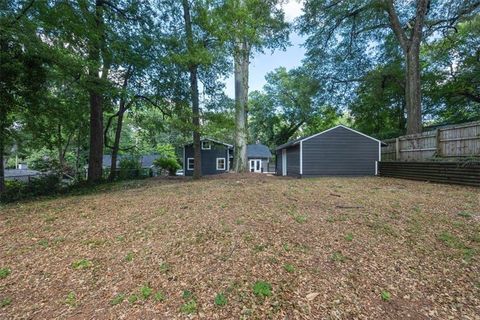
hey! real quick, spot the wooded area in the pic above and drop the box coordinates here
[381,121,480,161]
[1,1,479,199]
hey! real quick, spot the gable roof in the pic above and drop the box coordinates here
[184,138,233,148]
[247,144,272,158]
[276,125,383,150]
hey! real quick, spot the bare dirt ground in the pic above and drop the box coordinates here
[1,174,479,319]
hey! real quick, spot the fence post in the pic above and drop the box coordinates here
[395,138,400,160]
[436,129,442,157]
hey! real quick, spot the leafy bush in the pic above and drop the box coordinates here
[154,157,180,176]
[0,175,62,203]
[118,156,142,179]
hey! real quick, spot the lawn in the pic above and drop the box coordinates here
[0,174,479,319]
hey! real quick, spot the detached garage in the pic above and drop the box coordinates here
[275,125,381,177]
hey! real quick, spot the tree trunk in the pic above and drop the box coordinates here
[233,40,250,172]
[182,0,202,179]
[87,90,104,182]
[405,46,422,134]
[108,104,125,181]
[385,0,428,134]
[87,1,105,183]
[190,66,202,179]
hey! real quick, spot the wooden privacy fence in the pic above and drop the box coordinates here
[382,121,480,161]
[378,161,480,187]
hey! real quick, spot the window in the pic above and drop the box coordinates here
[187,158,194,170]
[201,141,211,150]
[216,158,226,170]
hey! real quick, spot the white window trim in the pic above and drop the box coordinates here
[216,157,226,170]
[187,158,194,170]
[201,141,211,150]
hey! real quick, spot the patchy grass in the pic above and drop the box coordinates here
[252,281,272,298]
[71,259,93,270]
[0,174,479,319]
[0,268,11,279]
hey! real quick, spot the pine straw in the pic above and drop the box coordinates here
[0,174,479,319]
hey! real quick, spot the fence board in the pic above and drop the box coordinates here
[378,161,480,187]
[382,121,480,161]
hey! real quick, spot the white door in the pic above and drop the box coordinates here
[282,149,287,176]
[249,159,262,173]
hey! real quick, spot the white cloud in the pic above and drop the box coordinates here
[283,0,304,22]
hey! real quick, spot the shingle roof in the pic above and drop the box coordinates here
[102,154,160,168]
[276,125,384,150]
[247,144,272,158]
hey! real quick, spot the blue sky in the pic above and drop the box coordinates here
[223,1,305,98]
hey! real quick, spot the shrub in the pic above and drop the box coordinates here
[0,175,62,203]
[154,157,180,176]
[119,156,142,180]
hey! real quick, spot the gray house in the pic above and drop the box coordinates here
[247,143,273,173]
[276,125,381,177]
[183,139,233,176]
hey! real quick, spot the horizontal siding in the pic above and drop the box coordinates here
[379,161,480,187]
[287,145,300,176]
[184,143,228,176]
[302,126,379,176]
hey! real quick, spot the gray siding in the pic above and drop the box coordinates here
[276,151,282,175]
[184,142,229,176]
[302,126,379,176]
[286,145,300,176]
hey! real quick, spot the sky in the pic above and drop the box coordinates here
[223,0,306,98]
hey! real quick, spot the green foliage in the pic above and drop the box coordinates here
[154,157,181,176]
[0,267,11,279]
[119,156,142,180]
[0,175,62,203]
[344,233,354,242]
[252,281,272,298]
[181,299,197,314]
[154,291,166,302]
[381,290,391,302]
[1,297,12,308]
[283,264,295,273]
[72,259,93,270]
[65,292,77,307]
[124,252,134,262]
[457,211,473,218]
[111,293,125,306]
[214,293,227,307]
[182,290,194,300]
[128,294,139,304]
[331,251,346,263]
[159,262,170,273]
[140,285,153,300]
[249,67,340,148]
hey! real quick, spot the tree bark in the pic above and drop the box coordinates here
[87,1,106,183]
[233,39,250,172]
[385,0,429,134]
[108,107,124,181]
[182,0,202,179]
[405,45,422,134]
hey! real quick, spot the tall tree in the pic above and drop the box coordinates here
[249,67,339,148]
[0,1,48,193]
[158,0,229,179]
[219,0,289,172]
[300,0,480,134]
